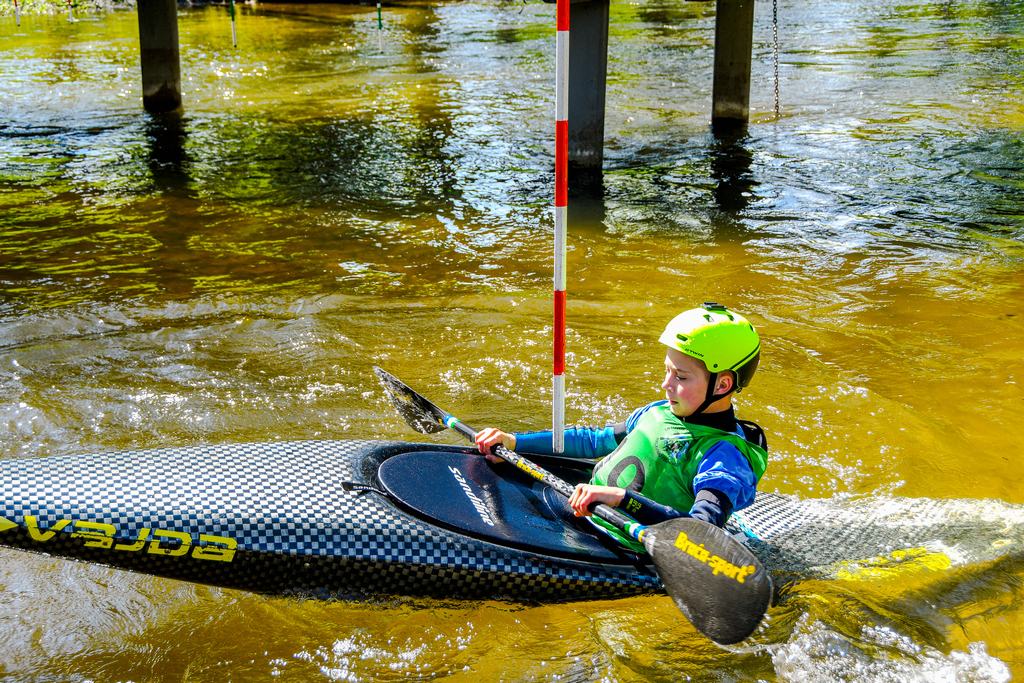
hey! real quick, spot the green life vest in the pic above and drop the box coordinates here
[589,403,768,551]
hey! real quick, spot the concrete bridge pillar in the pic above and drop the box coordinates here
[560,0,756,187]
[711,0,755,134]
[137,0,182,113]
[567,0,610,194]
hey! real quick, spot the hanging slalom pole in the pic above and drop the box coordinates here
[229,0,238,48]
[14,0,20,27]
[552,0,569,454]
[66,0,73,22]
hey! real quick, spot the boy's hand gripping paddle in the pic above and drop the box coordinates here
[374,367,772,645]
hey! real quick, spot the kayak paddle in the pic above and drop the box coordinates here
[373,366,773,645]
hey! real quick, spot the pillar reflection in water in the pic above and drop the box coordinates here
[709,131,755,214]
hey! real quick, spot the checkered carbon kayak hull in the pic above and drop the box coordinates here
[0,440,662,600]
[2,440,1020,599]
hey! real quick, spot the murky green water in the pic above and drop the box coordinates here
[1,0,1023,679]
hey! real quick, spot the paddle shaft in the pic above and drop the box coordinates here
[441,414,649,542]
[373,366,773,644]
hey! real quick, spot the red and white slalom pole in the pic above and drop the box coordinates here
[552,0,569,453]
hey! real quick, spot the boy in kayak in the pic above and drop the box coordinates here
[474,302,767,550]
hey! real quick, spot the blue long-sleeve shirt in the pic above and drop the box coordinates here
[512,401,761,524]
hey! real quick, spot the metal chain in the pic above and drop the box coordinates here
[773,0,780,118]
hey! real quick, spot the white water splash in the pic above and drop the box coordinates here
[771,616,1011,683]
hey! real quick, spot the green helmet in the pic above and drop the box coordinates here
[658,302,761,391]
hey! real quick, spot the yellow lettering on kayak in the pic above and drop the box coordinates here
[114,528,151,552]
[25,515,71,541]
[8,515,237,563]
[192,534,238,562]
[71,520,117,550]
[147,529,192,557]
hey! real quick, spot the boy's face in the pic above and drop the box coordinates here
[661,349,712,417]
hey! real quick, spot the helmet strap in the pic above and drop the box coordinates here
[690,372,736,417]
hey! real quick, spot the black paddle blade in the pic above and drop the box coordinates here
[373,366,448,434]
[644,517,772,645]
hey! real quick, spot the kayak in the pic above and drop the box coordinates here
[1,439,1020,599]
[0,440,661,601]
